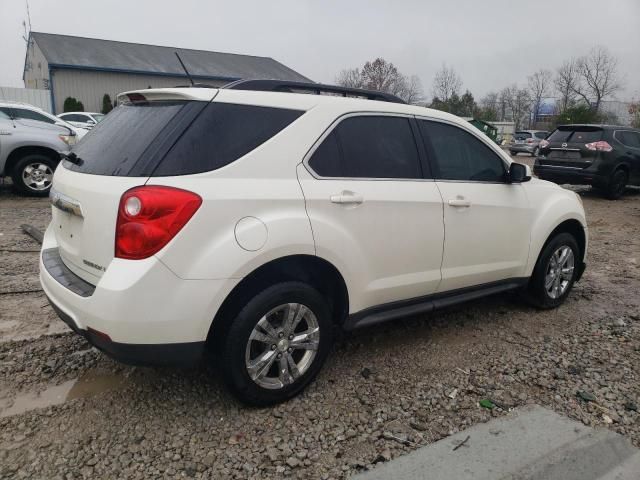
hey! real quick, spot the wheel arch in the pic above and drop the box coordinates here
[528,217,587,280]
[4,146,60,176]
[207,254,349,346]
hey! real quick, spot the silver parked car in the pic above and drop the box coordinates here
[0,109,76,196]
[510,130,549,156]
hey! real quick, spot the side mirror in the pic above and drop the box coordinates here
[87,119,96,125]
[508,162,531,183]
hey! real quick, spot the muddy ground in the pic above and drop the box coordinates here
[0,160,639,479]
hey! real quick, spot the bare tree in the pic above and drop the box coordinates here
[336,58,423,103]
[335,68,364,89]
[502,85,532,130]
[397,75,425,104]
[479,91,499,120]
[527,69,552,126]
[498,88,510,121]
[554,59,579,112]
[573,46,622,112]
[361,58,403,93]
[432,64,462,102]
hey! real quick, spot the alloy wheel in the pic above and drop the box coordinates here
[245,303,320,390]
[22,162,53,191]
[544,246,575,299]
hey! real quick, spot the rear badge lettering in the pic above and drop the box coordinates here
[83,259,106,272]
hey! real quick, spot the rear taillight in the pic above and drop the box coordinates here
[585,141,612,152]
[115,186,202,260]
[539,139,550,149]
[526,138,534,144]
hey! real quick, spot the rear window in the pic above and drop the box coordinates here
[65,101,199,176]
[153,103,303,176]
[514,132,532,140]
[65,101,303,176]
[547,127,603,144]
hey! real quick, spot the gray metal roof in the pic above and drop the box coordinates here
[31,32,311,83]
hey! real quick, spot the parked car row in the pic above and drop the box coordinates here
[0,108,77,196]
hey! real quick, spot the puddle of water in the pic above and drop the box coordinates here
[0,371,128,418]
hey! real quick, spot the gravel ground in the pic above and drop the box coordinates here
[0,163,639,479]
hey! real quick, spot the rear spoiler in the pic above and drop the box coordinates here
[117,88,218,105]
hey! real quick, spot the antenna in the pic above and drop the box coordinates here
[175,52,195,86]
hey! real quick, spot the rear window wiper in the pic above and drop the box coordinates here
[60,152,84,166]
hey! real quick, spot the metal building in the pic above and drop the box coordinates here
[23,32,311,114]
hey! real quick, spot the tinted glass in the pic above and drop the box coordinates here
[309,130,342,177]
[420,121,506,182]
[514,132,532,139]
[14,108,55,124]
[548,127,602,144]
[0,110,10,120]
[93,114,105,122]
[534,131,548,139]
[617,131,640,148]
[66,101,190,176]
[333,116,421,179]
[63,114,87,122]
[154,103,303,176]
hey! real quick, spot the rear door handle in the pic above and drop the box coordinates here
[448,198,471,208]
[330,191,364,205]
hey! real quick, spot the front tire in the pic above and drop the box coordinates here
[11,154,56,196]
[526,232,579,309]
[604,169,627,200]
[220,282,333,406]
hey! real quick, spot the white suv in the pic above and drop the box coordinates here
[40,81,587,405]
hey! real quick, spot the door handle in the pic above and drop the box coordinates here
[330,191,364,205]
[448,198,471,208]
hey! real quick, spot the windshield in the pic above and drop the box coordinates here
[93,114,105,122]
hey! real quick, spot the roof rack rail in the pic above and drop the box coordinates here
[222,79,406,104]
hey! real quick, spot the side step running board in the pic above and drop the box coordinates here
[343,279,528,331]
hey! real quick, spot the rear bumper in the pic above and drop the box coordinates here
[47,297,204,367]
[39,224,238,367]
[510,144,535,153]
[533,164,607,186]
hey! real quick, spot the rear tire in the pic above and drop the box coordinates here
[11,154,56,197]
[526,232,579,309]
[604,169,627,200]
[219,281,333,406]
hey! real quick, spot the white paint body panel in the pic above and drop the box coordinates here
[40,87,588,346]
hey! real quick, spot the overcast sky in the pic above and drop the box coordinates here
[1,0,638,101]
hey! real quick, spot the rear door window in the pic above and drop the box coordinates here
[308,130,342,177]
[336,116,421,179]
[419,120,506,182]
[616,131,640,149]
[154,103,303,176]
[308,115,422,179]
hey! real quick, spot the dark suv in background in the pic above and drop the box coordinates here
[534,125,640,199]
